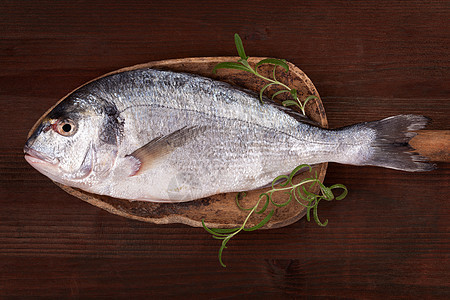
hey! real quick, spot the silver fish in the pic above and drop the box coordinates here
[24,68,434,202]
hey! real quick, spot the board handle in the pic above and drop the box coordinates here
[410,130,450,162]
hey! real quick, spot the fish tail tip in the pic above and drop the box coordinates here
[362,115,436,172]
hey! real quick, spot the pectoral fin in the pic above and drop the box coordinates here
[126,126,206,176]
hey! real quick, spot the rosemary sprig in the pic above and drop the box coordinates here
[202,164,348,267]
[204,34,348,267]
[213,33,318,115]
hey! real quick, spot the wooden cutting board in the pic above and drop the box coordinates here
[31,57,449,229]
[30,57,325,229]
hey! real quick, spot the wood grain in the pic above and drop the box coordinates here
[1,0,449,298]
[410,130,450,162]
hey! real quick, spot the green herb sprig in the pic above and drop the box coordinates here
[213,33,318,115]
[204,34,347,267]
[202,164,348,267]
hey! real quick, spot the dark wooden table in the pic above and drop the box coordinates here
[1,1,449,298]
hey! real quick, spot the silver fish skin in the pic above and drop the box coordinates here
[24,68,434,202]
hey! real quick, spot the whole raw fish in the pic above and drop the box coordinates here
[24,68,433,202]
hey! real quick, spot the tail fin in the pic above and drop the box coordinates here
[362,115,435,172]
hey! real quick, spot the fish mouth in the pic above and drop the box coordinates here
[23,145,59,165]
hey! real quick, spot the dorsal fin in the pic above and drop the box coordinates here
[262,96,321,127]
[232,85,321,127]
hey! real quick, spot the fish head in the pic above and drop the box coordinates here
[24,92,122,187]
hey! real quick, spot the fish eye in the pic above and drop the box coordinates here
[55,119,76,136]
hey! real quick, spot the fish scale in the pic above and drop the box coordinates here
[24,68,434,202]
